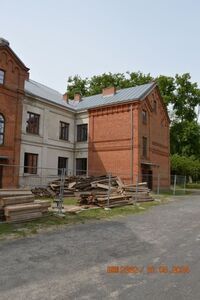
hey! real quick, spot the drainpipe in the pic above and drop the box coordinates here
[73,115,76,176]
[130,104,133,183]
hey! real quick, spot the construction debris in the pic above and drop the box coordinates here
[47,175,154,208]
[75,177,154,208]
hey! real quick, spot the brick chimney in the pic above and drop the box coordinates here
[63,92,68,102]
[74,93,81,102]
[102,86,116,97]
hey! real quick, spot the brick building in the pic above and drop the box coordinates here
[0,38,170,190]
[87,86,170,188]
[0,38,29,188]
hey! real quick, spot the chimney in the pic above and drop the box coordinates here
[74,93,81,102]
[102,86,116,97]
[63,92,68,102]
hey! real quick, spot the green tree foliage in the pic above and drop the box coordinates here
[173,73,200,122]
[171,154,200,180]
[67,75,89,99]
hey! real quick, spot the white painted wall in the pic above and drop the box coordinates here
[20,97,89,187]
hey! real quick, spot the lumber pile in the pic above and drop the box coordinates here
[48,175,116,196]
[31,187,54,198]
[46,175,153,208]
[0,189,51,222]
[76,177,154,208]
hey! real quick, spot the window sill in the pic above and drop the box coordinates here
[26,132,40,136]
[23,173,38,176]
[59,138,70,142]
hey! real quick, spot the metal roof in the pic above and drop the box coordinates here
[25,80,156,112]
[25,80,75,110]
[75,83,155,110]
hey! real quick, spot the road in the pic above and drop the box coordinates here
[0,195,200,300]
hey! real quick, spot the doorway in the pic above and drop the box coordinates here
[142,167,153,190]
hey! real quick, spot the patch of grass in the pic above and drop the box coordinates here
[0,200,164,241]
[63,197,78,205]
[186,183,200,189]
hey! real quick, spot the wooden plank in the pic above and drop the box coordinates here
[6,212,42,222]
[4,204,42,215]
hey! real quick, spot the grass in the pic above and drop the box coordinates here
[186,183,200,189]
[0,190,191,240]
[0,199,162,241]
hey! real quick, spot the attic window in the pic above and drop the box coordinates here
[0,70,5,84]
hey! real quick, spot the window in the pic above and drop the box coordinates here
[142,137,147,158]
[24,153,38,174]
[0,114,5,145]
[77,124,88,142]
[59,121,69,141]
[142,110,147,124]
[58,157,68,175]
[153,100,157,113]
[76,158,87,175]
[26,112,40,134]
[0,70,5,84]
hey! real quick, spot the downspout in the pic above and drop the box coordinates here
[130,104,133,184]
[73,115,76,176]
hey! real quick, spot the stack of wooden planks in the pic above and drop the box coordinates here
[48,175,118,196]
[0,189,51,222]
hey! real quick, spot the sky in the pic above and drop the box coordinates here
[1,0,200,93]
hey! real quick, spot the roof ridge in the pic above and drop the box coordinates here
[82,82,155,100]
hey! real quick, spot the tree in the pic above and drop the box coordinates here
[170,121,200,157]
[67,75,88,99]
[171,154,200,180]
[173,73,200,122]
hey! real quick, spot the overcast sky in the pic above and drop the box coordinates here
[1,0,200,93]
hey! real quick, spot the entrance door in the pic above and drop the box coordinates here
[142,167,153,190]
[0,165,3,188]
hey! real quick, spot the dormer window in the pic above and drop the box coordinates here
[0,70,5,85]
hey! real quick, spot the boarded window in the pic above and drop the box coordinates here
[26,112,40,134]
[24,153,38,174]
[76,158,87,175]
[59,121,69,140]
[0,114,5,145]
[77,124,88,142]
[142,137,147,158]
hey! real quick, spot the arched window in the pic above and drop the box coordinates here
[0,114,5,145]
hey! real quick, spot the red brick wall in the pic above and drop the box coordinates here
[139,87,170,189]
[88,86,170,188]
[0,44,29,188]
[88,103,139,182]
